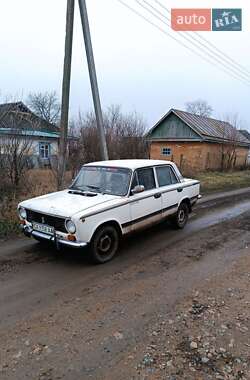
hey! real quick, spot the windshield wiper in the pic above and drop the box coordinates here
[68,189,97,197]
[86,185,101,191]
[69,185,101,195]
[69,186,84,191]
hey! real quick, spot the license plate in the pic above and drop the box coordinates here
[33,222,54,235]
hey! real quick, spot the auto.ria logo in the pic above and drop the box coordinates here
[171,8,242,32]
[212,9,242,31]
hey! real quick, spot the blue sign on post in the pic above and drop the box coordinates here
[212,9,242,31]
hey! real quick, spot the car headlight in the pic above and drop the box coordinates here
[19,207,27,220]
[65,219,76,234]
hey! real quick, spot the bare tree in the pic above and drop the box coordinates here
[219,114,243,170]
[27,91,61,124]
[185,99,213,117]
[0,106,35,194]
[73,106,148,169]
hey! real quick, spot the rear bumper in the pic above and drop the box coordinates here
[190,194,202,208]
[22,225,88,249]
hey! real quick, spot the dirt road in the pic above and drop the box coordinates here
[0,192,250,380]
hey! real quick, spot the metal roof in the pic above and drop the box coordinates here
[239,129,250,142]
[148,108,250,146]
[0,128,59,138]
[0,101,60,135]
[0,102,30,114]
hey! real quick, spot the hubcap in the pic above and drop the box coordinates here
[178,209,186,223]
[98,234,112,254]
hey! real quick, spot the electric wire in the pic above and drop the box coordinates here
[145,0,250,81]
[153,0,250,77]
[135,0,250,85]
[116,0,250,87]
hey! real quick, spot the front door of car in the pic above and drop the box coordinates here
[155,165,182,218]
[129,167,162,231]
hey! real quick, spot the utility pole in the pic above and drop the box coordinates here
[78,0,109,161]
[58,0,75,190]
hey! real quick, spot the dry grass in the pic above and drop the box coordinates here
[0,169,72,239]
[196,170,250,194]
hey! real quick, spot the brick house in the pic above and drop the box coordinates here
[240,130,250,164]
[147,109,250,172]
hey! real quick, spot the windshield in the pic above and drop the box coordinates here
[70,166,132,196]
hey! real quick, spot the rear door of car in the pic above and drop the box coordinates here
[155,165,182,218]
[129,167,162,231]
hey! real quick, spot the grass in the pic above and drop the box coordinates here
[0,219,20,240]
[0,169,72,240]
[196,170,250,194]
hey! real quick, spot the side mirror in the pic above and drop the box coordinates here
[131,185,145,195]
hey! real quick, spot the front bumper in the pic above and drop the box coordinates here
[22,225,88,249]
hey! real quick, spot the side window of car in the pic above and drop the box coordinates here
[137,168,156,191]
[156,166,179,187]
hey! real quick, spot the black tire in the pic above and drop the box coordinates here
[172,202,189,229]
[90,225,120,264]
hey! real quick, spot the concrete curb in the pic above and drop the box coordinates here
[199,187,250,205]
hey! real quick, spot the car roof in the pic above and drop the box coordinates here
[84,159,172,170]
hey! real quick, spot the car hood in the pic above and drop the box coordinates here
[20,190,121,218]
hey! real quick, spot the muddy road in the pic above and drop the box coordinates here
[0,192,250,379]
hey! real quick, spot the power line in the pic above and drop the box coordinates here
[116,0,250,87]
[135,0,250,85]
[146,0,250,81]
[153,0,250,78]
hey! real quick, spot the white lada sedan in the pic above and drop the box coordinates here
[18,160,200,264]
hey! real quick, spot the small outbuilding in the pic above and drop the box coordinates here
[147,109,250,173]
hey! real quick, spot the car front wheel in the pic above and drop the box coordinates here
[90,225,120,264]
[172,203,189,229]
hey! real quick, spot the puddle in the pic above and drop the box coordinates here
[189,200,250,232]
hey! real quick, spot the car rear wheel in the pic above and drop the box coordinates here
[172,203,189,229]
[90,225,119,264]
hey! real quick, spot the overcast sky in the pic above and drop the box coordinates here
[0,0,249,129]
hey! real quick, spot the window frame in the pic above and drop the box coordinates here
[71,165,133,197]
[161,147,172,157]
[39,142,51,159]
[155,164,180,188]
[129,166,157,195]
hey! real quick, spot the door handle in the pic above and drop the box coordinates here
[177,188,183,192]
[154,193,162,199]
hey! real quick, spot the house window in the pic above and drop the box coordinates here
[39,142,50,159]
[161,147,172,156]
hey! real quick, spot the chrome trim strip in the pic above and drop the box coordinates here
[59,239,88,248]
[32,230,54,241]
[121,203,178,228]
[81,182,200,219]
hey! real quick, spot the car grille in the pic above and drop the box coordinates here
[26,209,67,233]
